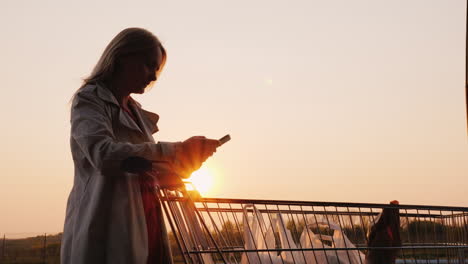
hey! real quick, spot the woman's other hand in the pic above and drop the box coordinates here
[147,166,184,189]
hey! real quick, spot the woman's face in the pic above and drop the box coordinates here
[119,46,163,94]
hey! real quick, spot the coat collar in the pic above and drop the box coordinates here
[129,97,160,134]
[94,82,160,135]
[95,82,119,106]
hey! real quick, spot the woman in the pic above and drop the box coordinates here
[61,28,220,264]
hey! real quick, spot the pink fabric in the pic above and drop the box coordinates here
[124,106,163,264]
[140,177,163,264]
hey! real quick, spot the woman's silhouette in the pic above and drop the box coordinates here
[61,27,219,264]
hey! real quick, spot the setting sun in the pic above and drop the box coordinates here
[186,166,215,196]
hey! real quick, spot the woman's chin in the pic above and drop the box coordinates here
[133,85,146,94]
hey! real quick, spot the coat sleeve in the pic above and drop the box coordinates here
[71,90,179,174]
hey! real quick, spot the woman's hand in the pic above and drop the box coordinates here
[148,166,184,189]
[175,136,220,178]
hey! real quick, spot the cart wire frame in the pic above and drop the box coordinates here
[158,187,468,264]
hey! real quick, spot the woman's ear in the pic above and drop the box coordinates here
[116,54,139,71]
[114,56,130,73]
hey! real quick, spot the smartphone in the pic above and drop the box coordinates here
[219,134,231,146]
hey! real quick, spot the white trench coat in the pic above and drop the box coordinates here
[61,82,177,264]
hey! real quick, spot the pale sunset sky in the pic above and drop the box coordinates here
[1,0,467,235]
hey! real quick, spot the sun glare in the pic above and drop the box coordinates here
[187,166,215,196]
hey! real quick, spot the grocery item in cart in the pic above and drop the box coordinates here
[365,200,401,264]
[241,204,280,264]
[299,218,365,264]
[240,204,365,264]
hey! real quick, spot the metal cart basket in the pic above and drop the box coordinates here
[158,187,468,264]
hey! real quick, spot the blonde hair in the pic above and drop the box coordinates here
[74,27,166,95]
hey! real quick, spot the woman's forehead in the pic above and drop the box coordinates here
[142,46,163,64]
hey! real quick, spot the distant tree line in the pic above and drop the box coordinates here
[2,218,467,263]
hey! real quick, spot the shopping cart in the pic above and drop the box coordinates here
[157,185,468,264]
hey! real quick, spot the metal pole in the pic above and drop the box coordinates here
[2,234,5,262]
[458,247,465,264]
[43,233,47,264]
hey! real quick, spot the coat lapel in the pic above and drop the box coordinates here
[118,109,145,135]
[128,98,160,140]
[95,82,159,137]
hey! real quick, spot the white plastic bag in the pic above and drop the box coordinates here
[300,219,365,264]
[299,224,333,264]
[333,225,365,264]
[275,214,306,264]
[241,204,282,264]
[241,207,365,264]
[179,198,215,264]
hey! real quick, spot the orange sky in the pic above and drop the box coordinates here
[0,0,467,235]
